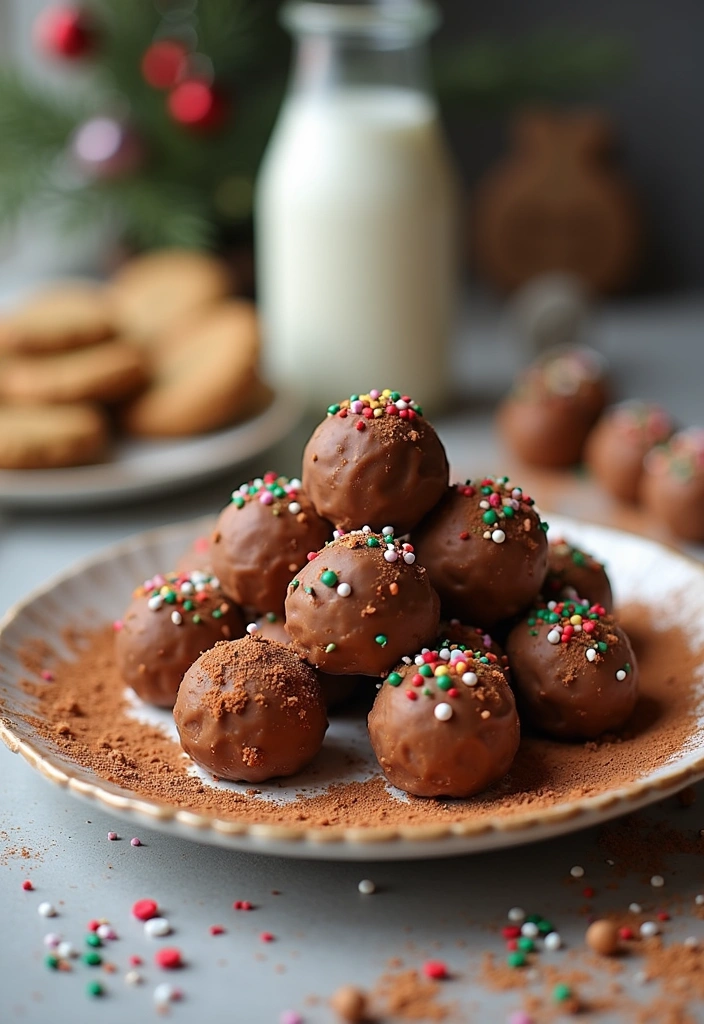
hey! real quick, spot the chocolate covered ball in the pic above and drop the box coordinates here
[498,346,609,468]
[176,535,213,574]
[254,614,359,710]
[115,570,246,708]
[211,473,332,616]
[368,642,520,797]
[506,598,638,739]
[173,636,328,782]
[285,528,440,676]
[412,476,549,630]
[544,539,613,611]
[302,390,449,534]
[585,401,674,503]
[641,429,704,541]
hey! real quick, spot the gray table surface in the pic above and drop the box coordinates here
[2,294,704,1024]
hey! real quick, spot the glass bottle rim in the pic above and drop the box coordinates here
[281,1,440,41]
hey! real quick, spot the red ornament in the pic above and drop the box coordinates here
[168,80,227,132]
[141,40,188,90]
[34,5,93,59]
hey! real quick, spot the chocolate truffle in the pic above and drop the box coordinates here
[585,401,674,503]
[506,598,638,739]
[368,642,520,797]
[176,535,213,574]
[174,636,328,782]
[498,346,609,468]
[285,528,440,676]
[115,570,246,707]
[211,473,332,616]
[302,390,449,534]
[641,429,704,542]
[412,476,549,630]
[254,614,359,710]
[544,539,613,612]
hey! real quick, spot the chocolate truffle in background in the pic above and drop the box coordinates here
[641,429,704,542]
[115,570,246,708]
[174,636,328,783]
[497,346,609,468]
[544,539,613,612]
[438,620,510,677]
[585,400,675,503]
[302,390,449,534]
[211,473,332,616]
[285,528,440,676]
[506,598,638,740]
[254,614,359,710]
[368,643,520,798]
[176,534,213,574]
[412,477,549,630]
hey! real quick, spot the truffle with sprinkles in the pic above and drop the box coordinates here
[506,598,638,739]
[284,526,440,676]
[412,476,549,629]
[543,539,613,611]
[211,473,332,616]
[367,641,519,797]
[301,390,449,534]
[641,428,704,541]
[585,400,675,504]
[114,570,246,707]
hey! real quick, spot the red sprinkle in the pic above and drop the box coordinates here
[132,899,158,921]
[210,925,225,936]
[506,939,518,951]
[362,407,373,419]
[233,900,253,911]
[260,932,275,943]
[129,955,143,967]
[88,919,101,932]
[502,926,521,939]
[423,960,448,980]
[459,531,469,541]
[306,551,318,562]
[447,687,459,698]
[356,421,366,431]
[583,887,595,898]
[619,927,634,941]
[155,947,182,970]
[21,880,33,891]
[40,670,54,681]
[405,690,417,701]
[657,911,670,921]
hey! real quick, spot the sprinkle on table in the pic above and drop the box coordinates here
[154,946,183,969]
[357,879,376,895]
[22,879,33,891]
[132,898,159,921]
[38,901,57,918]
[423,960,448,980]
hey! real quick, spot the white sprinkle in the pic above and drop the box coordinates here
[382,526,395,536]
[57,941,76,959]
[38,902,56,918]
[43,933,61,947]
[253,478,263,488]
[684,936,699,949]
[570,865,585,878]
[547,630,562,645]
[508,907,525,923]
[153,983,178,1005]
[606,859,615,866]
[147,595,163,611]
[384,550,398,562]
[246,622,259,635]
[145,917,171,938]
[573,623,582,633]
[629,902,643,914]
[439,648,451,661]
[401,656,412,665]
[170,611,182,626]
[210,576,220,588]
[479,500,490,509]
[362,525,371,534]
[415,655,425,666]
[650,875,665,888]
[547,600,557,610]
[96,924,115,940]
[695,894,704,906]
[616,669,627,681]
[336,583,352,597]
[289,478,302,490]
[125,970,143,985]
[396,400,408,410]
[358,879,376,895]
[521,922,539,938]
[180,582,194,594]
[288,502,301,515]
[634,970,650,985]
[333,530,343,540]
[434,702,453,722]
[512,488,522,499]
[586,648,597,662]
[403,552,416,564]
[462,672,478,687]
[640,921,659,938]
[483,531,491,540]
[491,529,506,544]
[544,932,562,951]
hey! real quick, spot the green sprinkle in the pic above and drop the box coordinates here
[525,914,542,924]
[482,510,498,526]
[273,486,286,498]
[327,404,340,415]
[598,641,608,653]
[212,609,222,619]
[325,643,336,654]
[540,521,549,532]
[419,664,433,677]
[387,672,403,686]
[422,687,432,696]
[232,496,245,508]
[192,613,201,624]
[304,586,313,595]
[547,612,560,624]
[390,391,401,401]
[537,919,554,935]
[45,954,59,969]
[85,933,102,948]
[366,537,380,548]
[183,600,194,611]
[481,486,492,495]
[517,937,535,952]
[266,612,277,622]
[320,570,338,587]
[290,580,299,591]
[553,983,572,1003]
[82,951,102,966]
[624,662,631,673]
[503,506,515,518]
[164,592,176,604]
[436,678,451,691]
[529,629,538,636]
[527,618,536,626]
[86,981,104,997]
[572,550,586,566]
[507,951,526,968]
[375,635,388,647]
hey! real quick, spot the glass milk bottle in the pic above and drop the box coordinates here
[255,0,457,412]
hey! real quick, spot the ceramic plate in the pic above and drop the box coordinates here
[0,389,300,509]
[1,515,703,861]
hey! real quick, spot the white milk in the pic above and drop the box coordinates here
[255,87,457,411]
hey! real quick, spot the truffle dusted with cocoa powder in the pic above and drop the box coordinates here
[368,643,519,798]
[506,598,638,739]
[115,570,246,708]
[302,390,449,534]
[211,473,332,616]
[544,539,613,612]
[284,528,440,676]
[641,428,704,542]
[412,477,549,630]
[585,401,674,503]
[173,636,328,782]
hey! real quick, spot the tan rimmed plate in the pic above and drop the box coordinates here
[1,515,703,860]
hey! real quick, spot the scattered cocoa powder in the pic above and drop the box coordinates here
[373,969,452,1021]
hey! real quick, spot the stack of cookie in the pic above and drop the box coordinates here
[0,249,265,469]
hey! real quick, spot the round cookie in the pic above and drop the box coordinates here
[368,642,520,798]
[641,429,704,541]
[412,476,549,630]
[176,535,213,575]
[302,390,449,534]
[498,346,609,468]
[0,282,115,354]
[0,340,147,405]
[506,598,638,739]
[211,473,332,616]
[115,570,246,707]
[110,248,232,342]
[544,539,613,611]
[585,401,674,503]
[121,300,261,436]
[0,403,108,469]
[173,635,328,783]
[285,528,440,676]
